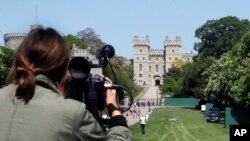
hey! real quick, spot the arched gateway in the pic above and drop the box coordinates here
[153,75,161,86]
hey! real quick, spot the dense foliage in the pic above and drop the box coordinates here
[194,16,250,59]
[160,16,250,108]
[0,46,15,87]
[76,28,143,98]
[204,32,250,107]
[65,34,87,49]
[103,56,141,98]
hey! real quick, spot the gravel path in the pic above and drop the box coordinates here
[123,86,161,126]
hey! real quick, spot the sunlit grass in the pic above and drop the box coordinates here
[129,107,229,141]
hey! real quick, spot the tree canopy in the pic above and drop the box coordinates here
[194,16,250,59]
[204,32,250,107]
[0,46,15,87]
[77,28,105,55]
[160,16,250,108]
[65,34,87,49]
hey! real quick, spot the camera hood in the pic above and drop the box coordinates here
[69,57,91,79]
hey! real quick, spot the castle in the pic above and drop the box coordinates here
[133,36,196,86]
[3,25,102,75]
[3,26,196,86]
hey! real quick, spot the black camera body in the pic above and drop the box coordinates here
[65,45,131,131]
[65,45,118,123]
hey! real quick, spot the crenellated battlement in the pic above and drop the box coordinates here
[4,33,26,41]
[164,36,182,47]
[149,49,164,57]
[3,24,42,50]
[133,36,150,47]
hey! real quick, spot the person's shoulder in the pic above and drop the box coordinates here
[35,85,86,114]
[0,84,16,97]
[0,83,15,91]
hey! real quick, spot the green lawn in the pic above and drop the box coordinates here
[129,107,229,141]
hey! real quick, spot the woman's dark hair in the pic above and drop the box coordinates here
[6,27,70,103]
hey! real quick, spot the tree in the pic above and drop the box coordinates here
[77,28,105,55]
[194,16,250,59]
[172,58,185,67]
[65,34,87,49]
[102,56,140,98]
[76,27,143,98]
[160,66,184,97]
[204,32,250,108]
[0,46,15,87]
[181,57,214,100]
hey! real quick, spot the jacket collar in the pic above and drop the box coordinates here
[35,75,62,95]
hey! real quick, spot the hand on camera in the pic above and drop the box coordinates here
[103,76,122,117]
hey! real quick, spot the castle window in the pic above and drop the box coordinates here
[149,65,151,72]
[156,57,158,61]
[143,57,145,60]
[137,57,139,60]
[169,57,171,60]
[172,50,174,53]
[139,74,142,78]
[149,57,151,61]
[156,65,159,72]
[140,49,142,53]
[139,64,142,71]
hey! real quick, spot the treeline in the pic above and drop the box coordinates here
[160,16,250,108]
[66,27,142,98]
[0,28,142,97]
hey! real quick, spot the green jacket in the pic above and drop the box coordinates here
[0,75,131,141]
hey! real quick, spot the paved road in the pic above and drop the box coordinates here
[123,86,161,126]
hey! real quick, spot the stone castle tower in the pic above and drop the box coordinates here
[133,36,196,86]
[3,25,102,75]
[4,25,43,50]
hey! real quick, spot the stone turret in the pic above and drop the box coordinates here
[30,24,42,30]
[133,36,150,47]
[164,36,182,47]
[4,24,42,50]
[4,33,26,50]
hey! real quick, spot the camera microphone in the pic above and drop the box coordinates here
[101,44,115,58]
[99,44,115,68]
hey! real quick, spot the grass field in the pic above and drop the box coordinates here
[129,107,229,141]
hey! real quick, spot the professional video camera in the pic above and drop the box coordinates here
[65,44,132,129]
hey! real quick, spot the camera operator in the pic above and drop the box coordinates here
[64,56,128,132]
[0,27,131,141]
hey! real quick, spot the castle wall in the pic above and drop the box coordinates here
[133,36,196,86]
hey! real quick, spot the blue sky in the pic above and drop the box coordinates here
[0,0,249,58]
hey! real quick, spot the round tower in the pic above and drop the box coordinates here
[4,24,43,50]
[4,33,27,50]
